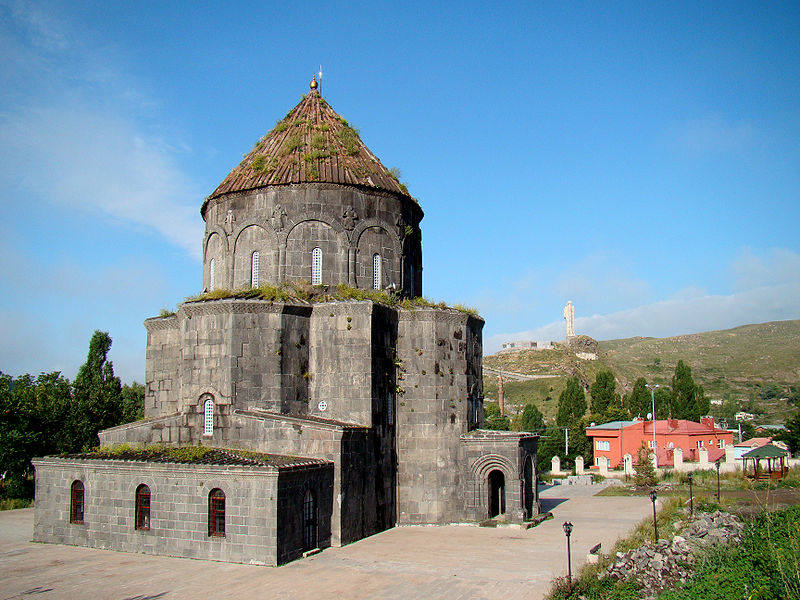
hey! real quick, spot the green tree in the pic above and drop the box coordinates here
[514,403,545,434]
[633,443,656,487]
[671,360,710,421]
[777,409,800,454]
[654,386,673,419]
[537,426,563,472]
[121,382,145,423]
[70,330,123,451]
[0,371,72,499]
[483,402,510,430]
[589,370,620,416]
[625,377,651,419]
[556,377,587,427]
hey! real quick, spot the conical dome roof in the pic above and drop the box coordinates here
[207,84,411,203]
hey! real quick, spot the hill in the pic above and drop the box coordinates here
[483,319,800,425]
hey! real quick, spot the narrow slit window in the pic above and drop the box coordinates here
[311,247,322,285]
[70,480,84,524]
[208,489,225,537]
[203,397,214,436]
[387,391,394,425]
[372,254,381,290]
[209,258,216,290]
[135,484,150,530]
[251,251,259,287]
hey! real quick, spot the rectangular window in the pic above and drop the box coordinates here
[718,439,725,449]
[648,440,656,449]
[387,391,394,425]
[596,440,610,451]
[697,440,704,448]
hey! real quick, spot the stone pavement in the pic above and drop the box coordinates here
[0,484,650,600]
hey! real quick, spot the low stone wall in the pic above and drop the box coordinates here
[33,456,333,566]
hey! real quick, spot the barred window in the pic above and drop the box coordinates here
[70,480,84,524]
[303,489,317,550]
[596,440,610,451]
[209,258,216,290]
[372,254,381,290]
[135,484,150,530]
[311,247,322,285]
[208,489,225,537]
[251,251,260,287]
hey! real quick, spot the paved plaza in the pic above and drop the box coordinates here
[0,484,651,600]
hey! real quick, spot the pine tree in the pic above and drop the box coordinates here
[71,331,123,451]
[671,360,707,421]
[516,403,546,434]
[633,443,657,487]
[625,377,651,418]
[556,377,587,427]
[590,370,620,416]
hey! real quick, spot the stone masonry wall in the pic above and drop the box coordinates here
[202,184,422,296]
[33,457,333,566]
[460,431,540,522]
[394,308,485,524]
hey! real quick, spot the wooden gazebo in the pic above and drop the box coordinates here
[741,444,789,480]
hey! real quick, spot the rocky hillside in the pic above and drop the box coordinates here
[483,319,800,424]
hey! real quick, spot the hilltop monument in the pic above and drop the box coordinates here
[564,300,575,340]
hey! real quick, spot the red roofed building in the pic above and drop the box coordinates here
[586,417,734,468]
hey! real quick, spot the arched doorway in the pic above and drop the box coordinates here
[523,456,533,518]
[488,469,506,518]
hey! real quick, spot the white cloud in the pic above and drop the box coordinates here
[668,114,758,155]
[485,249,800,354]
[0,105,204,260]
[0,0,204,260]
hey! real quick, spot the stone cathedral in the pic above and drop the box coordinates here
[33,79,540,566]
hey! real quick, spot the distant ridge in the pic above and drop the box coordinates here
[484,319,800,423]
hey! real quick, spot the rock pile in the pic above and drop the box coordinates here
[604,510,744,599]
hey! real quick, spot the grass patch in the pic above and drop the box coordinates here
[184,282,481,317]
[0,498,33,510]
[336,125,361,155]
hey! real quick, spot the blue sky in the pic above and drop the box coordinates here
[1,1,798,383]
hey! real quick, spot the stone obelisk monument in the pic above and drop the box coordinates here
[564,301,575,341]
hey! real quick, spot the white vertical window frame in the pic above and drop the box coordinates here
[372,254,381,290]
[209,259,216,290]
[251,251,260,287]
[203,398,214,436]
[311,247,322,285]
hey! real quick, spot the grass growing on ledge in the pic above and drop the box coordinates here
[182,282,480,316]
[84,444,274,464]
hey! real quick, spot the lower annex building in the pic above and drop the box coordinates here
[33,79,541,565]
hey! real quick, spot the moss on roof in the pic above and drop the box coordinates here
[181,282,479,317]
[65,444,325,468]
[205,88,413,208]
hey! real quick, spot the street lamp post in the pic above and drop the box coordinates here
[649,489,659,542]
[562,521,573,581]
[687,472,694,515]
[715,459,721,503]
[646,384,660,467]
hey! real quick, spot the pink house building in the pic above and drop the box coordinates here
[586,417,734,468]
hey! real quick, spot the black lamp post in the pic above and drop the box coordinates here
[715,459,721,503]
[563,521,573,581]
[687,472,694,515]
[649,489,658,542]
